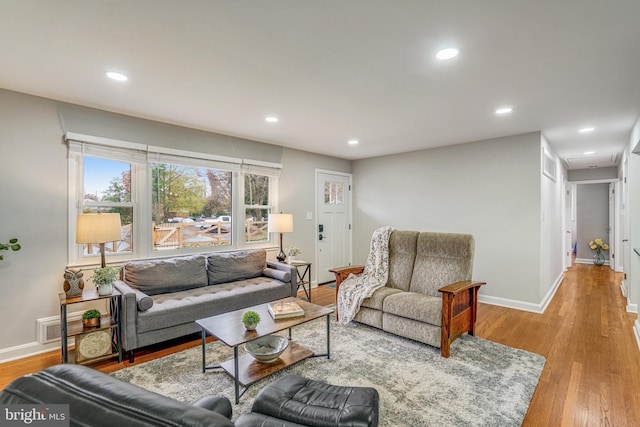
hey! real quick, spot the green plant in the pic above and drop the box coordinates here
[242,310,261,326]
[91,266,121,285]
[0,238,21,261]
[82,309,101,320]
[287,246,301,257]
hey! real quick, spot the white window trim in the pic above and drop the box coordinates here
[66,133,281,267]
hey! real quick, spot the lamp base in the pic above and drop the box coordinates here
[277,232,286,263]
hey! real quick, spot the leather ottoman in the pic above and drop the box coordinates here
[236,375,379,427]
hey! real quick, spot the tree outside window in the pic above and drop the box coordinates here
[151,163,232,249]
[82,157,133,257]
[244,174,270,243]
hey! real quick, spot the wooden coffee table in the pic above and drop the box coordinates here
[195,297,334,403]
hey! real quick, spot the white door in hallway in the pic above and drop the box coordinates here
[316,171,352,284]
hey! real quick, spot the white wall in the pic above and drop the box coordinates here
[627,118,640,315]
[352,132,550,307]
[0,90,68,354]
[0,89,350,361]
[278,149,351,277]
[539,136,566,304]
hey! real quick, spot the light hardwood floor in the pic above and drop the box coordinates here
[476,263,640,426]
[2,265,639,426]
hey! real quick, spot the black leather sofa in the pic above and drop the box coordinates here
[0,365,379,427]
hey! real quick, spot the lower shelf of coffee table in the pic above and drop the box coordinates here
[219,341,314,386]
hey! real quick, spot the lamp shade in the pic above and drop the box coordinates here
[76,213,122,244]
[268,213,293,233]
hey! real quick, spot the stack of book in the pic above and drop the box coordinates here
[268,301,305,319]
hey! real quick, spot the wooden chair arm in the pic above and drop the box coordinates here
[329,265,365,278]
[438,280,486,358]
[438,280,486,295]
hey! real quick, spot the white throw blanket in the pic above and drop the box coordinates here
[337,226,394,325]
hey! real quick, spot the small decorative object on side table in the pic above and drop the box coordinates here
[63,268,85,298]
[59,288,122,364]
[92,266,121,296]
[289,260,312,301]
[81,309,101,328]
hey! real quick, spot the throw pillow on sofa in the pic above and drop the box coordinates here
[207,249,266,285]
[123,255,208,295]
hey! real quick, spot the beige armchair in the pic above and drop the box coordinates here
[331,230,485,357]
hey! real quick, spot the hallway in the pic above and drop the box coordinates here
[476,263,640,426]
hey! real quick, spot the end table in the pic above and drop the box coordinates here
[289,260,312,301]
[59,288,122,364]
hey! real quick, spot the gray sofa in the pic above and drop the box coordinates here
[115,249,297,361]
[331,231,485,357]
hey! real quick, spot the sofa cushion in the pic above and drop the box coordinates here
[409,232,474,297]
[137,277,290,333]
[361,286,403,310]
[387,231,419,291]
[207,250,266,285]
[382,292,442,326]
[123,255,208,296]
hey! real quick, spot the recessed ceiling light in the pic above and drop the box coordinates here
[583,151,595,155]
[265,116,279,123]
[436,48,459,60]
[579,127,595,133]
[495,107,513,115]
[348,139,359,145]
[105,71,128,82]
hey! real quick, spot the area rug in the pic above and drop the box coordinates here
[112,320,545,426]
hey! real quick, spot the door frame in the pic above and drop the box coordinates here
[571,178,619,266]
[315,169,353,284]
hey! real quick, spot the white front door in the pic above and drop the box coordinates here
[316,170,352,284]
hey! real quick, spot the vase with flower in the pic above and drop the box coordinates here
[589,238,609,266]
[287,246,301,263]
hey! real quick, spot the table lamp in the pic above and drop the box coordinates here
[76,213,122,268]
[268,213,293,263]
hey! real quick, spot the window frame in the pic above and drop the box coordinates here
[66,133,281,267]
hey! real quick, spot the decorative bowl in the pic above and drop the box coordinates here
[244,335,289,363]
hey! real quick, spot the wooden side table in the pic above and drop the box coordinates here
[289,260,312,301]
[59,288,122,364]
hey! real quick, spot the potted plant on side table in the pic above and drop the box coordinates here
[92,266,121,296]
[82,309,101,328]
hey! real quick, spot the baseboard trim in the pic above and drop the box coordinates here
[634,320,640,351]
[479,272,564,314]
[0,341,61,364]
[575,258,610,266]
[627,302,638,314]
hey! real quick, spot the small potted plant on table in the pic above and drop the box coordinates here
[92,266,121,296]
[82,309,102,328]
[242,311,261,331]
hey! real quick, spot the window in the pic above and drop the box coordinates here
[151,163,232,250]
[325,181,344,204]
[81,157,134,258]
[244,174,270,243]
[67,133,281,265]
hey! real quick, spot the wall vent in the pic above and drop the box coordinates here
[37,312,82,344]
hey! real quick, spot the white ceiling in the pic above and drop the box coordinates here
[1,1,639,169]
